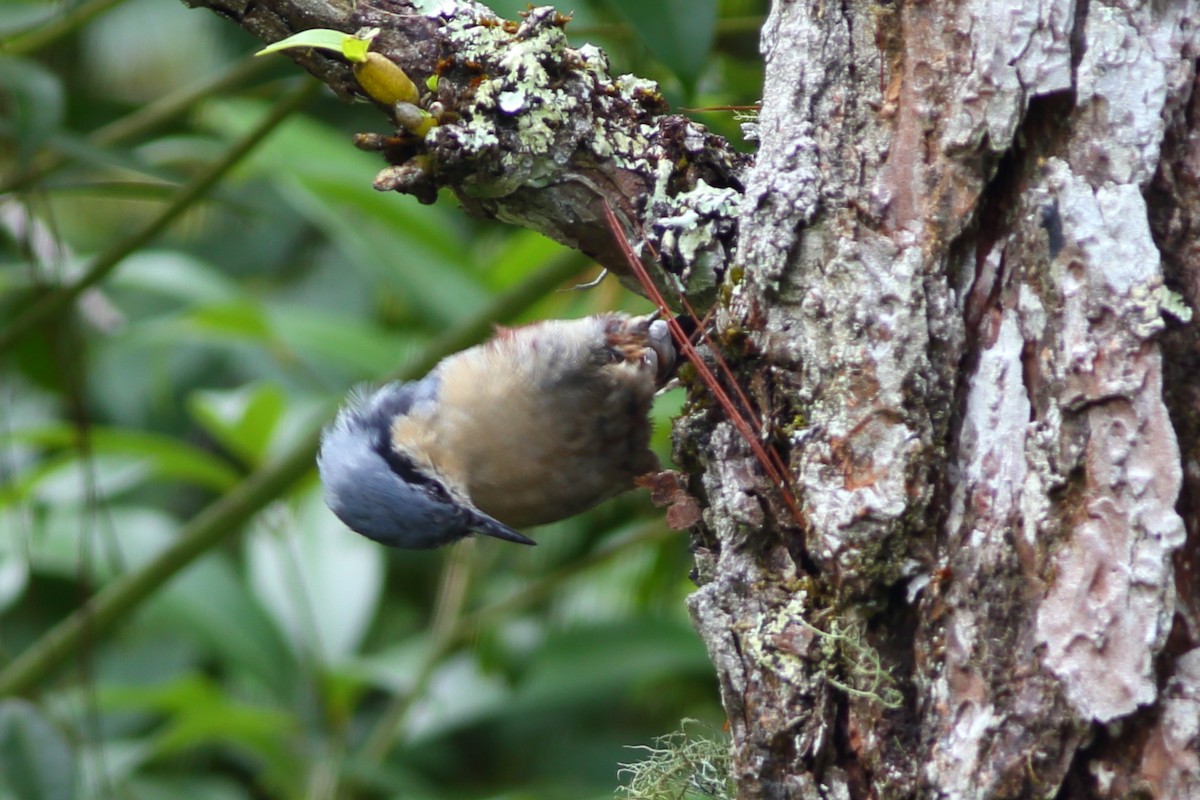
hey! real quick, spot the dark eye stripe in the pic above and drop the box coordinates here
[373,434,451,502]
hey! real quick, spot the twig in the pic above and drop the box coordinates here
[0,79,319,356]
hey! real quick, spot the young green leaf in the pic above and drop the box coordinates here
[254,29,358,60]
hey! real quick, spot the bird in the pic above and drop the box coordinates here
[317,312,677,548]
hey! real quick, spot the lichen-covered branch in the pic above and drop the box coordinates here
[183,0,748,301]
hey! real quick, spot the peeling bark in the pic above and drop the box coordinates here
[191,0,1200,796]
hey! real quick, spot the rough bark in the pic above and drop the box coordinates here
[191,0,1200,796]
[684,1,1200,798]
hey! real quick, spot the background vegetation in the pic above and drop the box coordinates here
[0,1,764,797]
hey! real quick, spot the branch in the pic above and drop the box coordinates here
[183,0,751,304]
[0,80,319,357]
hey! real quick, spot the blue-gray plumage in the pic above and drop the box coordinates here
[317,313,676,549]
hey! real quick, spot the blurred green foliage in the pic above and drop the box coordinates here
[0,0,763,798]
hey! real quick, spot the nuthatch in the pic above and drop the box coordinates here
[317,312,677,548]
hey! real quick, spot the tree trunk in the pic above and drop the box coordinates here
[191,0,1200,796]
[683,1,1200,797]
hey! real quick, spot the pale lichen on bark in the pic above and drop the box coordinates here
[684,0,1199,796]
[683,0,937,795]
[1148,18,1200,800]
[356,1,749,302]
[1134,648,1200,797]
[188,0,749,302]
[1032,161,1186,723]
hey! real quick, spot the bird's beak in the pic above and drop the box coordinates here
[473,514,538,546]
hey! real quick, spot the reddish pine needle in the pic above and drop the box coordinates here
[673,289,797,501]
[602,202,805,528]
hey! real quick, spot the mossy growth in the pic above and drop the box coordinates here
[718,264,745,308]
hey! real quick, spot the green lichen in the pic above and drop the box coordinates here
[420,4,672,202]
[747,592,903,710]
[644,177,740,306]
[1155,284,1192,323]
[851,529,911,597]
[779,413,808,441]
[1127,280,1194,337]
[617,720,734,800]
[718,265,745,307]
[430,7,605,195]
[680,186,739,289]
[402,4,743,298]
[716,324,746,353]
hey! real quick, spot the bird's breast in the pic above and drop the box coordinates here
[425,356,656,527]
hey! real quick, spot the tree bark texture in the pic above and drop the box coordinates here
[189,0,1200,797]
[683,1,1200,797]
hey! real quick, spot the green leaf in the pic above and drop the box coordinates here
[605,0,717,92]
[0,548,28,614]
[284,180,489,326]
[509,619,710,716]
[120,775,249,800]
[0,2,61,38]
[0,511,31,612]
[245,489,384,664]
[21,453,151,505]
[100,676,294,761]
[255,29,358,60]
[109,251,242,306]
[483,228,573,290]
[194,99,489,327]
[402,654,510,743]
[197,98,381,185]
[0,56,64,163]
[17,506,177,581]
[182,301,272,342]
[2,424,241,492]
[13,127,173,187]
[267,306,410,377]
[342,30,375,62]
[343,635,435,696]
[0,700,76,800]
[140,557,297,697]
[75,739,154,795]
[188,383,287,466]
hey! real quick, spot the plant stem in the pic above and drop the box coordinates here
[0,79,319,356]
[4,0,128,57]
[0,55,274,196]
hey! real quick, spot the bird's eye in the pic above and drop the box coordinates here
[595,345,624,365]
